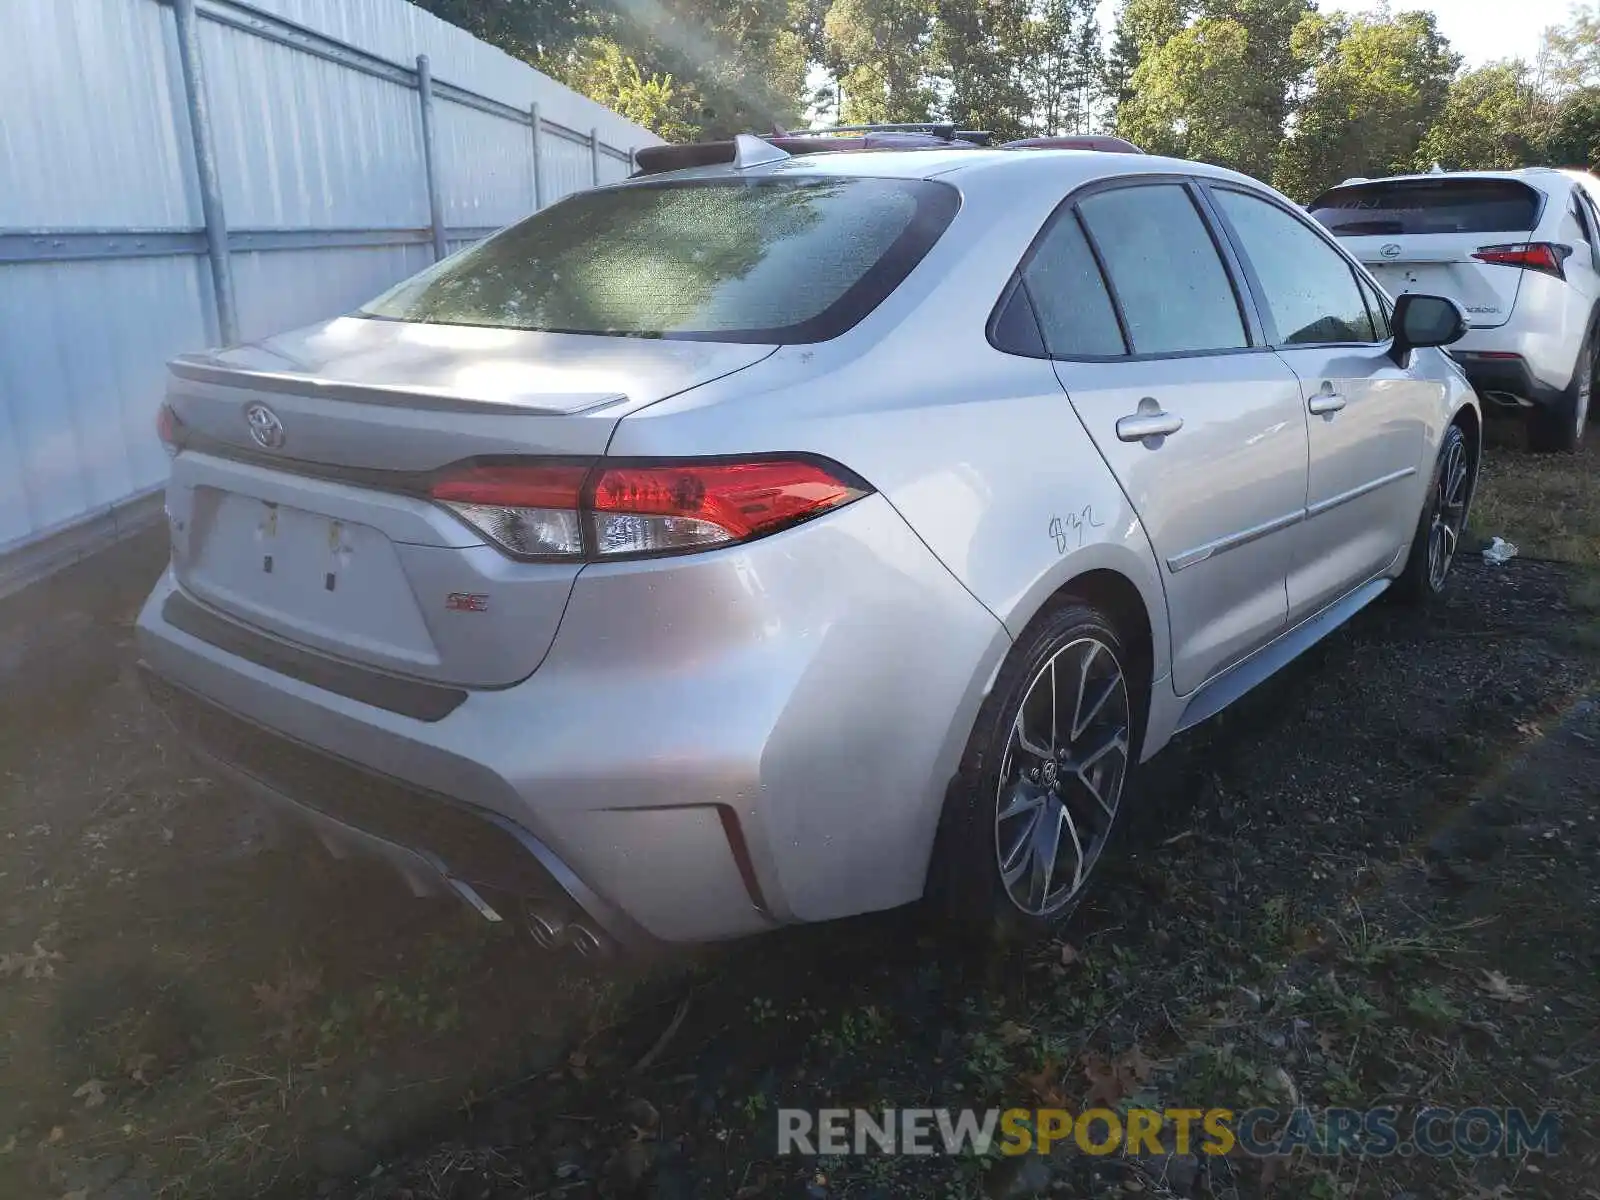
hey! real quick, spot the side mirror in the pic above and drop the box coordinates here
[1389,293,1467,364]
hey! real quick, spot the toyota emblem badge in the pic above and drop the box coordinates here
[244,402,286,450]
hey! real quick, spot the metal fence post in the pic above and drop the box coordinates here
[416,55,448,260]
[172,0,238,345]
[590,127,601,188]
[530,103,545,211]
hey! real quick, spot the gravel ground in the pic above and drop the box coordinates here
[2,437,1597,1200]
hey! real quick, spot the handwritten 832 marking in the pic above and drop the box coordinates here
[1048,505,1105,554]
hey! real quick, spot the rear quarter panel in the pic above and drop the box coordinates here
[607,164,1175,724]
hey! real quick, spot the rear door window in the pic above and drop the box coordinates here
[1076,184,1248,355]
[1307,179,1542,237]
[1211,188,1377,345]
[359,177,960,343]
[1018,211,1127,357]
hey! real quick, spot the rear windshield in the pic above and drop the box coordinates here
[358,177,959,343]
[1307,180,1542,236]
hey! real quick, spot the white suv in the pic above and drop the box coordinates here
[1310,169,1600,451]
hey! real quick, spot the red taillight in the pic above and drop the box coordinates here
[428,457,870,561]
[156,403,182,456]
[429,462,588,509]
[1472,242,1571,278]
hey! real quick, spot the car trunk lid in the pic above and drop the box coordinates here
[164,316,775,688]
[1309,177,1545,329]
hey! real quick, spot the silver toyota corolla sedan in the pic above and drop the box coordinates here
[137,137,1481,954]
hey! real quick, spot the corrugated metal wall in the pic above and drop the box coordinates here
[0,0,662,565]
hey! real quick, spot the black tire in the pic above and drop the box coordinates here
[1394,422,1475,606]
[1527,331,1595,453]
[932,599,1144,947]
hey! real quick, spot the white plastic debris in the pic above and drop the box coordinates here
[1482,536,1519,565]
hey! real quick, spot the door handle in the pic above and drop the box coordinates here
[1116,399,1183,443]
[1308,388,1346,415]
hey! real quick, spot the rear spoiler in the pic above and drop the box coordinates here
[633,124,993,177]
[632,127,1146,178]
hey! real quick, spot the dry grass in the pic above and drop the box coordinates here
[1472,422,1600,564]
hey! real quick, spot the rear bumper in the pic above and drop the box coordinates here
[136,494,1011,944]
[1453,352,1568,411]
[138,664,647,946]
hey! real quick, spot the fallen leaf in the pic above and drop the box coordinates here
[1081,1044,1165,1108]
[47,1126,65,1144]
[1479,970,1532,1003]
[1021,1059,1067,1107]
[1080,1052,1119,1106]
[73,1080,107,1109]
[996,1020,1032,1047]
[1120,1045,1162,1086]
[125,1053,158,1085]
[0,941,65,981]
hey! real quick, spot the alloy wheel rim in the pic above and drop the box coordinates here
[994,636,1130,917]
[1427,436,1470,591]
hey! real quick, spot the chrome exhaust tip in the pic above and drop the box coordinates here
[524,903,569,949]
[522,902,613,957]
[567,923,609,959]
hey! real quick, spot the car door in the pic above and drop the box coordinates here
[1204,182,1436,624]
[1021,178,1310,695]
[1564,183,1600,306]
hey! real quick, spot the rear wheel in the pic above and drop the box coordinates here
[1394,422,1475,605]
[934,600,1141,945]
[1527,332,1594,453]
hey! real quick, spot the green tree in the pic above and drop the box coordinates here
[932,0,1033,141]
[1105,0,1192,115]
[413,0,807,139]
[598,0,807,137]
[824,0,938,124]
[1542,2,1600,95]
[562,40,699,143]
[409,0,595,74]
[1415,63,1549,170]
[1029,0,1107,136]
[1273,9,1460,202]
[1548,86,1600,167]
[932,0,1103,141]
[1114,0,1310,176]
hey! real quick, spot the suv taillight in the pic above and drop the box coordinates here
[428,457,872,561]
[1472,242,1571,278]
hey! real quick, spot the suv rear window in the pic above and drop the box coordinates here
[1307,179,1542,237]
[359,177,959,343]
